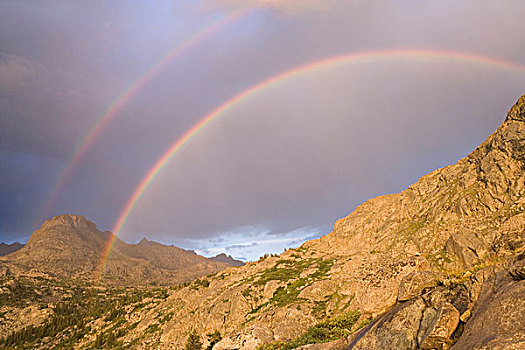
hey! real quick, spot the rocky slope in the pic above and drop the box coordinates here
[117,93,524,349]
[0,94,524,350]
[0,215,234,285]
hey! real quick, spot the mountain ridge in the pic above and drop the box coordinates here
[0,214,238,285]
[210,253,246,266]
[0,242,24,256]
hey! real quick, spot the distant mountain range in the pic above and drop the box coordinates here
[210,253,245,266]
[0,242,23,256]
[0,214,243,285]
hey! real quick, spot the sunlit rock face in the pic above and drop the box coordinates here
[147,94,525,349]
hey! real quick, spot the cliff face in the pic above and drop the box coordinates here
[128,94,524,349]
[0,215,233,285]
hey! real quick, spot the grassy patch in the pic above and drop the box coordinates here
[256,310,361,350]
[191,278,210,290]
[249,258,335,314]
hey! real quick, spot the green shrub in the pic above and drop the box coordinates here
[257,310,362,350]
[185,329,203,350]
[206,330,222,350]
[192,279,210,289]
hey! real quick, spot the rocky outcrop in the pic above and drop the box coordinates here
[419,302,459,349]
[509,253,525,280]
[451,257,525,350]
[397,271,439,302]
[347,289,461,350]
[350,298,428,350]
[0,215,234,285]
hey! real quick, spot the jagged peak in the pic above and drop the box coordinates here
[505,93,525,122]
[138,237,150,245]
[137,237,163,246]
[210,253,246,266]
[464,93,525,164]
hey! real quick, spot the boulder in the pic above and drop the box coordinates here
[445,230,488,267]
[397,271,438,301]
[298,280,337,302]
[0,265,10,277]
[350,297,427,350]
[451,268,525,349]
[418,302,460,349]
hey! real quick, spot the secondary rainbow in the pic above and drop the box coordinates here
[97,49,525,280]
[36,7,253,228]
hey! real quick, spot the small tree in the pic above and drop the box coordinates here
[206,330,222,350]
[185,329,203,350]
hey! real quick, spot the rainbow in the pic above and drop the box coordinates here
[97,49,525,281]
[36,7,253,229]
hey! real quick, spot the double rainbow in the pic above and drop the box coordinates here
[36,7,253,228]
[96,48,525,280]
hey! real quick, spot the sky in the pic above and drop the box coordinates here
[1,0,525,261]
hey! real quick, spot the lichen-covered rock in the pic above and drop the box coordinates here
[350,298,427,350]
[298,279,337,301]
[418,302,459,349]
[397,271,439,301]
[445,230,488,267]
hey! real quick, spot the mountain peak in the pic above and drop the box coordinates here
[2,214,233,285]
[138,237,150,245]
[210,253,245,266]
[505,93,525,122]
[40,214,98,232]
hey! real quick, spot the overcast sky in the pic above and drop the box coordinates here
[1,0,525,261]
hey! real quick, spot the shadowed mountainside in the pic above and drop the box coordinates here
[0,243,23,256]
[210,253,245,266]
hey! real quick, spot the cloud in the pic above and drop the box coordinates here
[0,54,42,94]
[192,227,322,261]
[203,0,344,15]
[2,0,525,258]
[225,242,258,251]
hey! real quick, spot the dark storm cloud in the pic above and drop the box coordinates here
[1,0,525,259]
